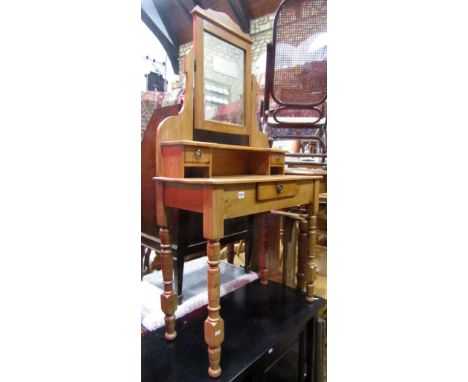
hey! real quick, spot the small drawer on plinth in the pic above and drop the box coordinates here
[257,181,298,201]
[270,152,285,165]
[184,147,210,163]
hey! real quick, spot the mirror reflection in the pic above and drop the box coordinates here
[203,32,244,125]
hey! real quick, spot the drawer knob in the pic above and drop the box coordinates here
[275,154,280,161]
[276,184,284,194]
[194,148,202,160]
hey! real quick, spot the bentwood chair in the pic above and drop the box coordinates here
[262,0,327,168]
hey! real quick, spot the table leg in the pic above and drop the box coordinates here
[159,227,177,341]
[205,239,224,378]
[305,181,319,303]
[297,218,308,291]
[141,246,146,277]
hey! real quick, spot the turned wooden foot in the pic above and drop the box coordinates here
[205,240,224,378]
[159,227,177,340]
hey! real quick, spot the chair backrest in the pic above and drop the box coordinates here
[263,0,327,148]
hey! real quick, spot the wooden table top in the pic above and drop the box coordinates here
[154,174,323,185]
[161,140,286,153]
[285,168,327,176]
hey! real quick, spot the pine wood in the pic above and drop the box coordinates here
[162,140,283,152]
[249,77,269,148]
[156,174,317,185]
[155,50,194,177]
[285,167,327,194]
[153,7,323,377]
[193,7,252,137]
[191,6,252,44]
[159,227,177,341]
[257,181,298,201]
[205,239,224,378]
[297,218,308,291]
[306,179,321,303]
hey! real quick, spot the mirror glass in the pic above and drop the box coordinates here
[203,32,244,125]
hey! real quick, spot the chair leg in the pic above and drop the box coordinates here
[226,243,235,264]
[141,246,146,278]
[144,248,151,272]
[141,246,152,278]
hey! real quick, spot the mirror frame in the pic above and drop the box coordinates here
[192,7,252,136]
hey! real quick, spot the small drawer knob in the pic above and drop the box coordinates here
[276,184,284,194]
[194,148,203,160]
[275,154,280,161]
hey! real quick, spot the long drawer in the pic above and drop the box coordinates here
[257,181,298,201]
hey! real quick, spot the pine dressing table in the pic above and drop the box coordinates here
[154,7,322,378]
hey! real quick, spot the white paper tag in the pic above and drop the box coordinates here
[238,191,245,199]
[215,330,221,336]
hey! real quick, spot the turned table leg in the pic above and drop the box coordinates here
[159,227,178,340]
[297,217,308,291]
[205,239,224,378]
[305,180,320,303]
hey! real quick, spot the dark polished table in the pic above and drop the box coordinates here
[142,280,326,382]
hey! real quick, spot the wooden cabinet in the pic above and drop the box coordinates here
[161,141,285,179]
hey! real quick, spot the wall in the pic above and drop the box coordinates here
[250,13,274,79]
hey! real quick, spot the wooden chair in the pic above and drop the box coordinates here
[261,5,328,380]
[263,0,328,302]
[262,0,327,168]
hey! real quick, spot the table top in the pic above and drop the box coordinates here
[161,140,286,153]
[285,168,327,176]
[153,174,322,185]
[141,280,326,382]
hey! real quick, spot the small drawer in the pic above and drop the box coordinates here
[184,147,210,163]
[270,152,285,165]
[257,181,298,201]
